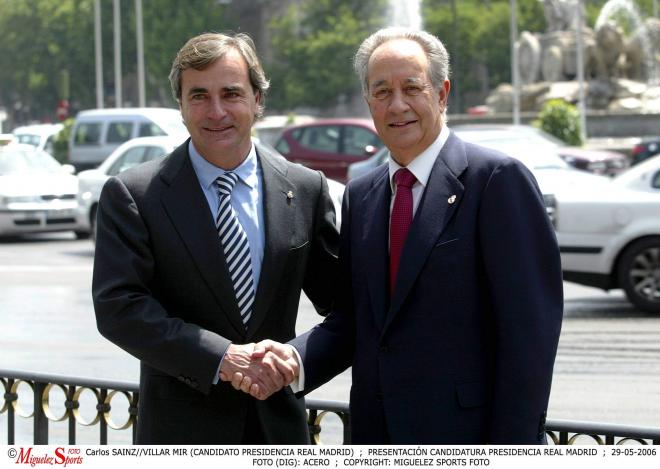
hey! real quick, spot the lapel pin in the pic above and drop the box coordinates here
[448,195,457,204]
[286,191,294,200]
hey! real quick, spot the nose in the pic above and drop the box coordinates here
[207,96,227,120]
[388,88,410,113]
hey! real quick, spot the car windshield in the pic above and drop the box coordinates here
[0,147,62,175]
[612,154,660,188]
[14,134,41,147]
[455,130,569,170]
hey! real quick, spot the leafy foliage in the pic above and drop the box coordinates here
[535,99,583,146]
[423,0,544,111]
[266,0,387,110]
[53,118,75,164]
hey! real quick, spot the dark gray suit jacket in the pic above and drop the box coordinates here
[92,139,338,444]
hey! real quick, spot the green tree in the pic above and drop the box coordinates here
[266,0,387,111]
[423,0,545,112]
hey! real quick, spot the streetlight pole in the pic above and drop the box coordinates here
[575,0,587,142]
[510,0,520,125]
[113,0,122,108]
[94,0,103,109]
[136,0,146,107]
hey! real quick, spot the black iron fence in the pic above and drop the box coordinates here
[2,369,660,445]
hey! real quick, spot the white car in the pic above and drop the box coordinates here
[12,123,63,155]
[76,136,185,240]
[0,144,81,238]
[556,155,660,313]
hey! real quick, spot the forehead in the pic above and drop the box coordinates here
[181,48,250,90]
[367,39,429,87]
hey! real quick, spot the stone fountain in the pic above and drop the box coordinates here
[486,0,660,114]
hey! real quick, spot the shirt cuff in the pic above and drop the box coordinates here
[288,346,305,393]
[213,346,230,385]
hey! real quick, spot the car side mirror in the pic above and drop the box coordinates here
[364,145,377,156]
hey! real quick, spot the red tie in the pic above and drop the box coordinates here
[389,168,417,296]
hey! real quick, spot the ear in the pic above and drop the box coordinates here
[438,79,451,108]
[254,90,261,107]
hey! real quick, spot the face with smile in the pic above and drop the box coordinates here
[366,39,449,166]
[179,48,259,169]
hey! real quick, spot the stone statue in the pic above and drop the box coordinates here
[594,21,625,79]
[541,0,586,33]
[485,1,660,113]
[518,31,541,84]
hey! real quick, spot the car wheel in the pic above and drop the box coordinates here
[617,237,660,314]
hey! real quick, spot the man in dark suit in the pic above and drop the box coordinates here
[237,27,563,444]
[92,32,338,444]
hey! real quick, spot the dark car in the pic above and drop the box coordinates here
[451,124,629,176]
[631,137,660,166]
[274,118,383,183]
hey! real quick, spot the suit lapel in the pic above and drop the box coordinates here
[159,141,246,336]
[383,132,468,333]
[360,166,391,331]
[246,146,295,338]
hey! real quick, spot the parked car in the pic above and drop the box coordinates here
[75,136,185,240]
[12,123,63,155]
[347,144,389,181]
[69,108,188,171]
[556,155,660,313]
[452,124,629,176]
[0,144,83,238]
[274,118,384,183]
[631,137,660,166]
[253,114,316,147]
[455,126,612,225]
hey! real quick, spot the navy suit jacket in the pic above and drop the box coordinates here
[291,131,563,444]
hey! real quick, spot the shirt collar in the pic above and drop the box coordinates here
[188,140,259,191]
[388,124,450,192]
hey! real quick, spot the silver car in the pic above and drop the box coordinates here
[0,144,81,238]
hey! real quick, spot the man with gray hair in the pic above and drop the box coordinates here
[234,27,563,444]
[92,32,338,444]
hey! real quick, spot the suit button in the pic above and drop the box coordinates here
[379,345,389,353]
[375,393,383,402]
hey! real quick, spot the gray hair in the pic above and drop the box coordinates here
[169,32,270,118]
[353,27,450,95]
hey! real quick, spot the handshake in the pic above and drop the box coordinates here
[219,340,299,400]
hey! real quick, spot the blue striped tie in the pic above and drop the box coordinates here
[215,172,254,328]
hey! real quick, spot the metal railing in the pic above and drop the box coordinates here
[2,369,660,445]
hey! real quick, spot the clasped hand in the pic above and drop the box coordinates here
[219,340,298,400]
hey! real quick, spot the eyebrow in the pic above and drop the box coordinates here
[187,86,208,96]
[370,77,425,88]
[186,84,245,96]
[223,85,245,93]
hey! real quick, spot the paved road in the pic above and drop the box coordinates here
[1,233,659,444]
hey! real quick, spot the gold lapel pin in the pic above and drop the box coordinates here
[286,191,294,199]
[448,195,457,204]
